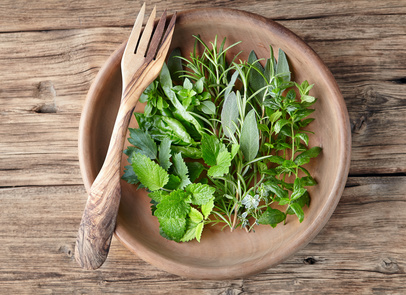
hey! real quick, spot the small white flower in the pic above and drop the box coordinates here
[241,194,260,210]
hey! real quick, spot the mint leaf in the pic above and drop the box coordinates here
[172,153,191,189]
[294,146,322,166]
[131,153,169,191]
[258,207,286,225]
[181,208,204,242]
[164,174,181,190]
[128,128,157,159]
[160,218,187,242]
[230,143,240,160]
[148,190,169,203]
[208,150,232,177]
[201,197,215,219]
[158,137,172,171]
[122,165,139,185]
[201,133,220,166]
[200,100,216,115]
[155,190,191,242]
[186,183,216,205]
[240,109,259,162]
[289,203,304,223]
[186,162,205,182]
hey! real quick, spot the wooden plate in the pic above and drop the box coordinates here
[78,8,351,279]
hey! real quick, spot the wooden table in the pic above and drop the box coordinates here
[1,0,405,293]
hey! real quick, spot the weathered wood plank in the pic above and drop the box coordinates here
[1,0,405,32]
[0,177,405,294]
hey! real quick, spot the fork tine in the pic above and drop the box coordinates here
[122,3,146,59]
[158,13,177,51]
[136,6,156,56]
[145,10,167,60]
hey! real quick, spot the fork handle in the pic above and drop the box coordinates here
[75,102,135,270]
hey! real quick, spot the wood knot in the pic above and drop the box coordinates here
[379,257,401,274]
[58,244,74,259]
[32,81,57,113]
[303,257,317,265]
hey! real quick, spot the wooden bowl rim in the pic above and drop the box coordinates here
[78,7,351,279]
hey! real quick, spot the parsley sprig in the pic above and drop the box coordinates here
[123,35,321,242]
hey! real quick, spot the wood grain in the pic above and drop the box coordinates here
[1,0,405,293]
[0,177,405,293]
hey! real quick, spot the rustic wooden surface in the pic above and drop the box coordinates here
[0,0,405,293]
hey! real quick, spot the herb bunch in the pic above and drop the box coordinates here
[123,35,321,242]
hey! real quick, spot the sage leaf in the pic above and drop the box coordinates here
[240,109,259,162]
[221,91,239,138]
[276,48,291,82]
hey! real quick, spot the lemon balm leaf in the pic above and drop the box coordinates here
[131,153,169,191]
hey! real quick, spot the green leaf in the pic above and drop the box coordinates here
[257,207,286,225]
[159,218,187,242]
[122,165,139,185]
[208,150,232,177]
[171,145,202,159]
[276,48,291,82]
[131,153,169,191]
[186,183,216,205]
[180,208,204,242]
[230,143,240,160]
[291,188,307,201]
[295,133,309,146]
[183,78,193,90]
[273,119,290,134]
[148,190,169,203]
[240,109,259,162]
[167,48,183,83]
[158,138,172,171]
[200,100,216,115]
[278,198,290,206]
[185,162,205,182]
[163,86,203,134]
[201,197,215,219]
[224,70,239,99]
[155,189,191,221]
[194,77,204,94]
[248,51,266,101]
[289,203,304,222]
[287,192,310,215]
[294,146,322,165]
[261,180,288,200]
[201,133,220,166]
[159,62,172,89]
[172,153,191,189]
[128,128,157,159]
[164,174,181,190]
[221,91,239,138]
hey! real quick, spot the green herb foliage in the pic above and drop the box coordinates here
[123,35,321,242]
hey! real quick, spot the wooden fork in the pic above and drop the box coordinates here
[75,4,176,270]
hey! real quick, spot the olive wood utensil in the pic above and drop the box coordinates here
[75,4,176,270]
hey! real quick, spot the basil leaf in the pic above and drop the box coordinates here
[289,203,304,223]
